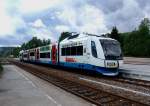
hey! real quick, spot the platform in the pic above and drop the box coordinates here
[124,57,150,65]
[119,64,150,81]
[0,65,94,106]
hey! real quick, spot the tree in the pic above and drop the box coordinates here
[110,26,120,41]
[123,18,150,57]
[12,47,21,57]
[21,37,51,50]
[58,32,71,42]
[42,39,51,46]
[21,43,26,50]
[138,18,150,36]
[139,18,150,30]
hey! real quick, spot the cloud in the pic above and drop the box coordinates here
[0,0,150,46]
[27,19,56,41]
[76,5,108,34]
[0,0,14,36]
[55,25,70,32]
[144,5,150,19]
[90,0,123,14]
[29,19,46,28]
[55,4,108,34]
[19,0,69,14]
[0,0,27,36]
[105,0,145,32]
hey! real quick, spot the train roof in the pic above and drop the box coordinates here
[60,32,116,43]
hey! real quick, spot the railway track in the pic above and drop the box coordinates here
[34,61,150,89]
[11,61,148,106]
[111,77,150,88]
[0,58,11,65]
[37,63,150,89]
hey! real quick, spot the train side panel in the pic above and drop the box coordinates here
[38,45,51,64]
[59,38,90,69]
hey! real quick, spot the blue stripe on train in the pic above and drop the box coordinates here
[25,60,118,76]
[59,62,119,76]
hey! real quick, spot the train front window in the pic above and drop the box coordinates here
[100,39,122,60]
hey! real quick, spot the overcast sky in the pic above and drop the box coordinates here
[0,0,150,47]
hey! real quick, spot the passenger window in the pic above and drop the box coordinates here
[91,41,97,58]
[76,46,83,55]
[30,52,34,56]
[40,52,50,58]
[66,47,71,56]
[61,48,66,56]
[61,46,83,56]
[71,46,76,55]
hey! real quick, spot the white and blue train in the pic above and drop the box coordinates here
[19,33,123,76]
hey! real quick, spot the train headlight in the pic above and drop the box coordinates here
[105,61,118,68]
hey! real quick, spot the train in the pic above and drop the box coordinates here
[19,32,123,76]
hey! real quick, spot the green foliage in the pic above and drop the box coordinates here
[122,18,150,57]
[0,63,3,72]
[139,18,150,31]
[9,37,52,57]
[110,26,120,42]
[0,47,15,57]
[105,18,150,57]
[12,47,21,58]
[21,37,51,50]
[59,32,72,42]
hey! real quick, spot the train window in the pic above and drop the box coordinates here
[71,46,76,55]
[76,46,83,55]
[61,46,83,56]
[61,48,66,56]
[91,41,97,58]
[66,47,71,56]
[100,39,122,60]
[30,52,34,56]
[23,54,27,58]
[40,52,50,58]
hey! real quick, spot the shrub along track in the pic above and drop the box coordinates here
[11,60,149,106]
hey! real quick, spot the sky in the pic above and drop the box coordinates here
[0,0,150,47]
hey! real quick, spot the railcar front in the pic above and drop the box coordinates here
[19,51,24,61]
[22,50,29,61]
[89,37,123,76]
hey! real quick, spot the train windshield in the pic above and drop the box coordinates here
[100,39,123,60]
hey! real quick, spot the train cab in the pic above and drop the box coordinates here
[89,36,123,76]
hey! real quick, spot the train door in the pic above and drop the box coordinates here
[35,49,36,60]
[36,49,39,60]
[51,45,57,64]
[27,52,29,61]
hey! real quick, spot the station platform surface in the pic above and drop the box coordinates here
[0,65,94,106]
[120,57,150,81]
[124,57,150,65]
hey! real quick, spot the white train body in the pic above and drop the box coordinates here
[20,50,28,61]
[59,33,123,76]
[19,33,123,76]
[38,45,51,63]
